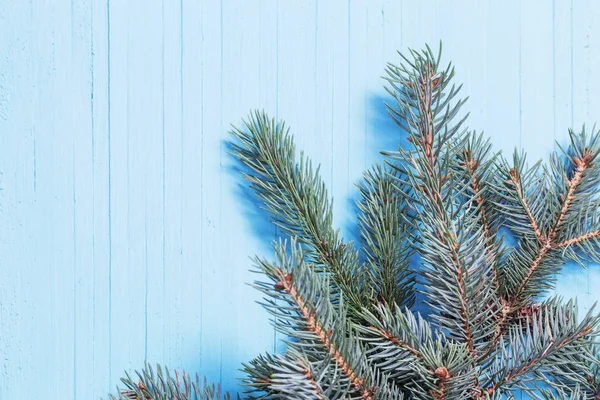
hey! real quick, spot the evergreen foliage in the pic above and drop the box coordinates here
[112,44,600,399]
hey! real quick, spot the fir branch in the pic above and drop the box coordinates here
[241,353,275,398]
[506,164,544,243]
[456,133,507,318]
[482,299,600,397]
[357,303,479,400]
[384,46,500,373]
[512,151,591,298]
[535,385,588,400]
[242,352,328,400]
[274,266,369,397]
[230,112,370,316]
[110,363,234,400]
[357,165,416,308]
[253,240,380,399]
[502,128,600,306]
[585,363,600,400]
[357,304,433,380]
[492,152,548,248]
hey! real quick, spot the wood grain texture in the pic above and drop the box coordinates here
[0,0,598,398]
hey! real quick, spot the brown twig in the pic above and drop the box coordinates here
[585,374,600,400]
[297,361,325,398]
[431,367,449,400]
[558,230,600,248]
[448,242,484,395]
[449,249,476,357]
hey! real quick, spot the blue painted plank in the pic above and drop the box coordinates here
[179,0,205,377]
[553,0,574,138]
[90,0,112,394]
[482,1,521,155]
[520,0,555,161]
[314,1,341,195]
[0,2,33,397]
[199,0,224,388]
[43,0,77,397]
[374,0,403,156]
[162,0,183,371]
[106,0,135,384]
[72,0,96,398]
[348,0,369,193]
[124,0,161,373]
[136,0,166,368]
[252,0,278,263]
[436,1,489,135]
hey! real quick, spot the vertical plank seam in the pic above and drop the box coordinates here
[570,0,574,128]
[178,0,184,368]
[71,1,78,397]
[106,0,113,386]
[89,0,96,390]
[552,0,556,143]
[518,0,523,149]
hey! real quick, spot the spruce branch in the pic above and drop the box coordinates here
[501,153,546,243]
[230,112,371,316]
[458,134,495,239]
[242,351,329,400]
[356,303,480,399]
[383,44,500,380]
[356,304,434,383]
[498,127,600,307]
[583,350,600,400]
[110,363,235,400]
[455,132,505,298]
[252,239,387,399]
[482,299,599,397]
[357,165,416,308]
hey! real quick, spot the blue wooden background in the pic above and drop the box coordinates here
[1,0,599,398]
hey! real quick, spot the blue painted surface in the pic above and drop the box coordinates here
[0,1,599,398]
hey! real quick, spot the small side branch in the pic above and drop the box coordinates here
[463,153,492,239]
[484,323,595,396]
[508,168,544,243]
[557,230,600,248]
[513,158,590,300]
[461,150,500,290]
[371,326,424,360]
[275,268,374,400]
